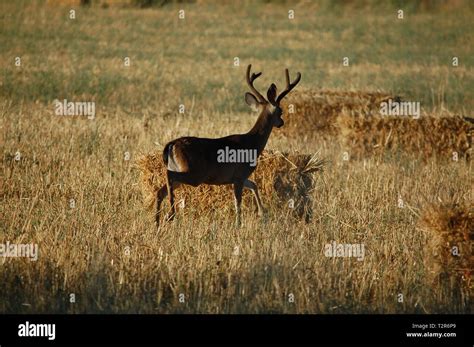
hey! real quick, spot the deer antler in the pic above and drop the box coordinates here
[276,68,301,104]
[246,64,266,103]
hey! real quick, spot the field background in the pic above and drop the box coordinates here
[1,0,472,313]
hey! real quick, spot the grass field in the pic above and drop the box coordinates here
[0,0,472,313]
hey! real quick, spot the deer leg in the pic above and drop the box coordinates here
[165,171,181,222]
[244,179,265,217]
[155,185,168,227]
[233,181,244,228]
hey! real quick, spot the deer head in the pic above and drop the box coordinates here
[244,64,301,128]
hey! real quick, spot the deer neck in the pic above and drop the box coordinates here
[246,109,274,155]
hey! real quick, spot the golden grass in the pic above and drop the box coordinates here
[137,150,324,223]
[1,100,472,313]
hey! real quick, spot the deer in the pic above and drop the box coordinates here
[155,64,301,227]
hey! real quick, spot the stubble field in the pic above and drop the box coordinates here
[1,0,472,313]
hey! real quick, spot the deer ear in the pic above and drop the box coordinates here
[245,92,260,112]
[267,83,278,106]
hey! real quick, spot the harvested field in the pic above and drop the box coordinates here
[1,1,473,315]
[137,150,325,223]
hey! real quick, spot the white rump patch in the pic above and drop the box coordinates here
[167,146,184,172]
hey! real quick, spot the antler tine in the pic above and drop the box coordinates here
[246,64,266,103]
[276,69,301,104]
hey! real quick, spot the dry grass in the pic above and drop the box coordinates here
[1,100,472,313]
[419,201,473,304]
[137,150,324,223]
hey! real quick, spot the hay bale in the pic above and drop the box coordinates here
[419,202,473,298]
[136,150,324,223]
[337,115,473,160]
[278,89,472,160]
[280,89,399,139]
